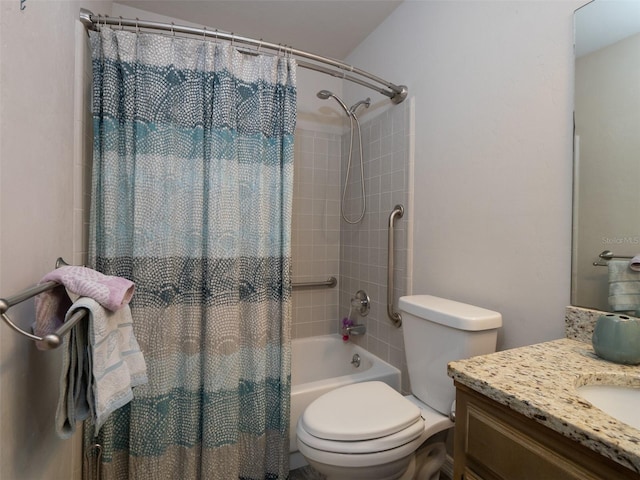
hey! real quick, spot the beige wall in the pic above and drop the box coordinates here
[346,0,583,350]
[0,1,593,477]
[0,1,110,478]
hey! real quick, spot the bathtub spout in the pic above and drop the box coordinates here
[346,324,366,336]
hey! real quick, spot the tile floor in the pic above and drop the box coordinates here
[288,465,450,479]
[289,465,326,479]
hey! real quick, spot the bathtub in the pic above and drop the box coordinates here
[289,334,401,468]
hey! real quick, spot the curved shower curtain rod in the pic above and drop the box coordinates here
[79,9,408,104]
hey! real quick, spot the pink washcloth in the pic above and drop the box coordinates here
[34,266,135,347]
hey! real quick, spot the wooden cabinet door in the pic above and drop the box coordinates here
[453,383,640,480]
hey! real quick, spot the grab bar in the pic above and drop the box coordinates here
[292,277,337,290]
[387,205,404,328]
[0,257,89,349]
[593,250,634,266]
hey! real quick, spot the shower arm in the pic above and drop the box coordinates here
[79,9,408,104]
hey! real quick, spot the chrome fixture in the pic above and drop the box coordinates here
[343,289,369,337]
[351,289,371,317]
[351,353,361,368]
[345,324,366,336]
[84,443,103,480]
[316,90,370,117]
[349,98,371,115]
[593,250,634,266]
[316,90,370,224]
[0,257,89,349]
[387,205,404,328]
[317,90,350,115]
[80,9,408,104]
[292,277,337,289]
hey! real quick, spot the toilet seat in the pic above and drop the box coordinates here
[296,381,455,470]
[297,382,429,459]
[297,426,428,469]
[297,416,425,454]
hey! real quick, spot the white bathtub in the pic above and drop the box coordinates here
[289,334,401,467]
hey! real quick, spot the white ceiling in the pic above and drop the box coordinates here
[575,0,640,57]
[116,0,403,59]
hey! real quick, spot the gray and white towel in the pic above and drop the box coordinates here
[608,260,640,312]
[56,294,147,438]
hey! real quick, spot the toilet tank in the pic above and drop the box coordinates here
[398,295,502,415]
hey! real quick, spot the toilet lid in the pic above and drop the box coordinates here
[300,381,421,441]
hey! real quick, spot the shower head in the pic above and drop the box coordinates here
[317,90,333,100]
[316,89,351,117]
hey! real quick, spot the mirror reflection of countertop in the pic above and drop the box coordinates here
[448,337,640,474]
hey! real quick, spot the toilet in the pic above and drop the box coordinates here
[296,295,502,480]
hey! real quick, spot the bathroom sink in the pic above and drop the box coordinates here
[576,384,640,430]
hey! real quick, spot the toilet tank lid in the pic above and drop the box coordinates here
[398,295,502,331]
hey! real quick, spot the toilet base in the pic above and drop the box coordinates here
[302,439,447,480]
[413,437,447,480]
[306,453,414,480]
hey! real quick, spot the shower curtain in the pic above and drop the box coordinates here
[87,27,296,480]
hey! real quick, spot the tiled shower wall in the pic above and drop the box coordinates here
[290,128,342,338]
[339,101,413,392]
[291,101,414,393]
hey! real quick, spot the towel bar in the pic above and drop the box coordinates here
[292,277,337,290]
[0,258,89,349]
[593,250,634,266]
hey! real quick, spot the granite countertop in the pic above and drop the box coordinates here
[448,338,640,474]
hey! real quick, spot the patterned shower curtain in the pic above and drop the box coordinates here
[87,27,296,480]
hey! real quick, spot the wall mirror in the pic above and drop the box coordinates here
[572,0,640,311]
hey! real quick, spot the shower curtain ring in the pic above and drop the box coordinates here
[135,18,140,33]
[119,16,123,30]
[202,26,207,40]
[214,29,218,42]
[257,39,263,53]
[170,22,174,36]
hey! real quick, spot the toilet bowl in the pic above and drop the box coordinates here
[296,382,453,480]
[296,295,502,480]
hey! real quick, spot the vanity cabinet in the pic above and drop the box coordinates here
[452,383,640,480]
